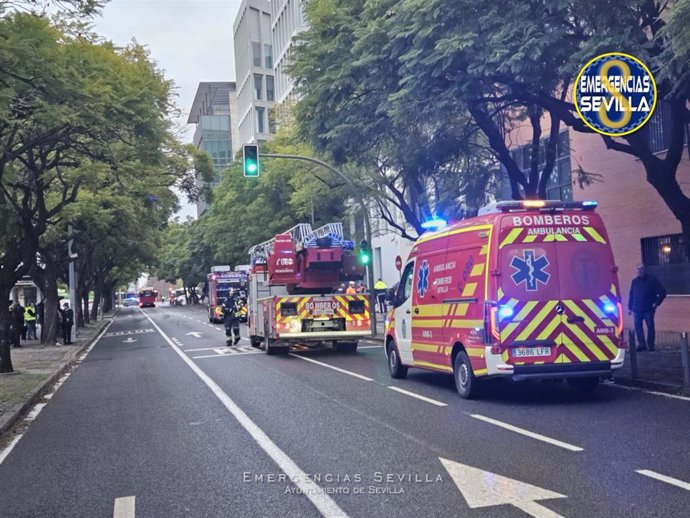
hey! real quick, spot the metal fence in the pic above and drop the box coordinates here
[623,328,690,392]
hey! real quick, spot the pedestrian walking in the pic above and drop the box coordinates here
[628,263,666,352]
[222,289,242,346]
[60,302,74,345]
[374,278,388,313]
[24,302,37,340]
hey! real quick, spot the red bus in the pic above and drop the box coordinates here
[139,287,158,308]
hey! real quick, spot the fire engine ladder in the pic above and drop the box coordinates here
[303,222,345,249]
[249,223,316,261]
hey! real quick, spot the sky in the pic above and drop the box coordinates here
[93,0,245,219]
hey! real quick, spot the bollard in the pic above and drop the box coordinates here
[628,329,638,380]
[681,332,690,390]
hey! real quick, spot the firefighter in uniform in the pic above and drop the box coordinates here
[222,289,242,346]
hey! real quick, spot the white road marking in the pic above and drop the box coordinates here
[113,496,136,518]
[140,310,349,518]
[289,354,374,381]
[0,435,23,466]
[441,458,566,518]
[0,319,115,467]
[192,351,263,359]
[387,386,447,407]
[186,331,203,338]
[602,382,690,402]
[25,403,47,422]
[122,338,136,343]
[469,414,584,452]
[357,345,382,349]
[636,470,690,491]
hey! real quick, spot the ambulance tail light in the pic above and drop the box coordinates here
[616,302,624,338]
[489,307,500,341]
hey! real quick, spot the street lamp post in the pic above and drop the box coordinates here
[262,153,378,337]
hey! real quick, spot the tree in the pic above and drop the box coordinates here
[383,0,690,255]
[290,0,499,239]
[0,14,178,371]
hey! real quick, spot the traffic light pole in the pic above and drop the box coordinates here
[262,153,378,337]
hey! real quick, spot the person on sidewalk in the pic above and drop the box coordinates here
[60,302,74,345]
[24,302,37,340]
[374,278,388,313]
[9,301,24,348]
[628,263,667,352]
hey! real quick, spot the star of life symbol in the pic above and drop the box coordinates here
[510,250,550,291]
[417,259,430,298]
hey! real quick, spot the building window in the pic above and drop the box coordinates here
[509,130,572,201]
[252,42,261,67]
[256,107,266,134]
[264,44,273,69]
[300,0,308,25]
[641,102,674,154]
[254,74,263,100]
[641,234,690,295]
[266,76,275,101]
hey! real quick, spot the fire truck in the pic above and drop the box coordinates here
[207,265,248,323]
[247,222,372,355]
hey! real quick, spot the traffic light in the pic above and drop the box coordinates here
[358,240,371,266]
[243,143,260,177]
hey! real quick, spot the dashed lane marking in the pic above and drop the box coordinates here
[113,496,136,518]
[387,386,447,407]
[469,414,584,452]
[636,470,690,491]
[289,354,374,382]
[139,309,349,517]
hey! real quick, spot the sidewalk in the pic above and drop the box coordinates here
[0,314,115,437]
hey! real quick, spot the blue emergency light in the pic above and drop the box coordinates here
[498,306,515,319]
[603,303,617,314]
[421,217,447,230]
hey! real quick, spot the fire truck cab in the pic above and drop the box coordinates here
[385,200,626,398]
[247,223,372,355]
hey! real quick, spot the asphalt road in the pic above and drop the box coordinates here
[1,304,689,518]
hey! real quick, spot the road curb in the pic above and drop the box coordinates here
[0,314,116,438]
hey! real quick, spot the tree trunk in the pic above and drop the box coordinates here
[640,159,690,261]
[90,275,103,321]
[102,282,114,313]
[82,291,90,325]
[0,283,15,373]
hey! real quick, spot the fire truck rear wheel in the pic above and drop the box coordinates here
[387,341,408,379]
[250,335,262,348]
[454,351,477,399]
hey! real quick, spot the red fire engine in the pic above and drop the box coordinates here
[207,265,248,323]
[247,222,372,355]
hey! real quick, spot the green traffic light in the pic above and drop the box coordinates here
[246,162,257,173]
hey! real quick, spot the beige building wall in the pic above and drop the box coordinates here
[507,120,690,332]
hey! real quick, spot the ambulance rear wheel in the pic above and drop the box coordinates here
[387,341,408,379]
[454,351,478,399]
[250,335,262,348]
[567,376,599,394]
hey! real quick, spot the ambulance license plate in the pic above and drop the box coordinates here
[512,347,552,358]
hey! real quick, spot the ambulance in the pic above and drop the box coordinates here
[385,200,626,398]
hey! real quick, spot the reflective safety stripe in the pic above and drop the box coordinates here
[583,226,607,243]
[499,228,523,248]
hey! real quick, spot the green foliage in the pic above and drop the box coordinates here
[291,0,499,237]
